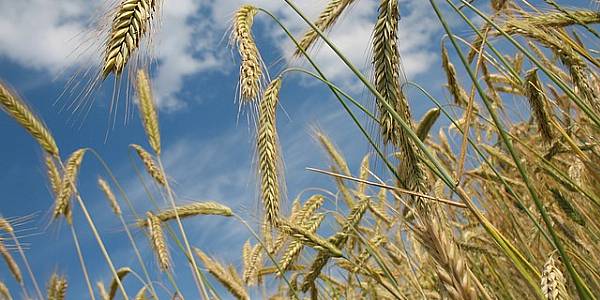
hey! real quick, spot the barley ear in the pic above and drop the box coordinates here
[0,82,59,157]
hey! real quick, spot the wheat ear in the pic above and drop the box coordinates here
[45,155,62,196]
[294,0,356,56]
[232,5,262,102]
[0,241,21,284]
[524,68,554,143]
[0,281,11,300]
[258,78,283,227]
[108,267,131,300]
[98,177,122,216]
[102,0,156,77]
[146,212,170,270]
[195,249,250,300]
[137,201,233,226]
[0,82,59,157]
[130,144,167,186]
[541,254,570,300]
[136,69,161,154]
[47,273,68,300]
[52,149,86,222]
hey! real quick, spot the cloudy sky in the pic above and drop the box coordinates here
[1,0,586,298]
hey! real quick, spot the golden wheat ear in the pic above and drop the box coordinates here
[0,82,59,157]
[135,69,161,155]
[232,5,263,103]
[102,0,157,78]
[47,273,68,300]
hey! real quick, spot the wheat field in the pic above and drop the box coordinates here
[0,0,600,299]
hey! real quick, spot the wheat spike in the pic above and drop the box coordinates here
[232,5,262,102]
[524,10,600,28]
[277,218,342,257]
[0,281,11,300]
[108,267,131,300]
[146,212,170,270]
[0,82,59,157]
[541,255,570,300]
[294,0,356,56]
[137,201,233,226]
[0,219,13,234]
[45,156,62,196]
[278,214,326,274]
[0,242,21,284]
[314,131,351,176]
[195,249,250,300]
[442,44,469,107]
[97,282,109,300]
[47,273,67,300]
[131,144,167,186]
[98,177,122,216]
[52,149,86,222]
[416,108,441,141]
[134,286,147,300]
[136,69,161,155]
[243,244,263,285]
[524,68,554,143]
[102,0,156,77]
[258,78,283,227]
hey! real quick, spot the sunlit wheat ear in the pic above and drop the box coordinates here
[524,68,554,143]
[541,254,569,300]
[137,201,233,226]
[372,0,413,148]
[130,144,167,186]
[416,108,441,141]
[146,212,170,271]
[301,197,370,292]
[243,244,263,285]
[97,281,109,300]
[314,130,351,175]
[277,219,342,257]
[48,273,68,300]
[0,241,21,284]
[502,20,600,114]
[45,156,62,196]
[102,0,157,78]
[52,149,86,222]
[98,177,122,216]
[0,281,11,300]
[278,214,325,274]
[257,78,283,227]
[134,286,147,300]
[108,267,131,300]
[294,0,356,56]
[195,249,250,300]
[0,219,13,234]
[441,44,469,107]
[524,10,600,28]
[136,69,161,155]
[0,82,59,157]
[232,5,262,103]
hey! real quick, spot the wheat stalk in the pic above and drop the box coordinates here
[135,69,161,155]
[232,5,262,102]
[258,78,283,227]
[294,0,356,56]
[195,249,250,300]
[146,212,170,270]
[131,144,167,186]
[102,0,156,77]
[98,177,122,216]
[0,82,59,157]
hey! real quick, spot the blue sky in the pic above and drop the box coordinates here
[0,0,592,298]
